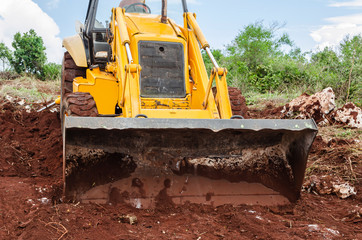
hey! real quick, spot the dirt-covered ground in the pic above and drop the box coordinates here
[0,99,361,240]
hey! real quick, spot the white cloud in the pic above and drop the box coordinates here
[311,0,362,50]
[47,0,60,9]
[313,1,362,49]
[0,0,62,63]
[329,0,362,7]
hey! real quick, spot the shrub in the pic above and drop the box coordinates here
[41,63,61,81]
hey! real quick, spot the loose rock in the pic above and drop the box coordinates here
[118,214,138,225]
[304,175,357,199]
[333,183,357,199]
[281,87,336,125]
[333,102,362,128]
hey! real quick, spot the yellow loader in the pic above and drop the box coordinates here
[61,0,317,207]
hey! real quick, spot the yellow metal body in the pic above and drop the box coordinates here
[62,35,88,67]
[73,8,232,119]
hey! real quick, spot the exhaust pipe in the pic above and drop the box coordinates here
[182,0,188,12]
[161,0,167,23]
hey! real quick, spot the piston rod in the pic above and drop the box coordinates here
[125,43,133,64]
[205,47,220,69]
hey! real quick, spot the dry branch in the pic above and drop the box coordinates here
[45,222,68,240]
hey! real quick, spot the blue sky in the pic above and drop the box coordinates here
[1,0,362,63]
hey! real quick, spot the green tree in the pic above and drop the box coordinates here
[225,21,296,92]
[308,37,362,104]
[311,47,340,69]
[310,47,342,91]
[339,35,362,103]
[10,29,47,75]
[226,21,293,71]
[340,35,362,63]
[0,42,11,71]
[200,21,361,105]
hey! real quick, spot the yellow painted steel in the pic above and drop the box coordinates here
[125,13,180,38]
[62,35,87,67]
[116,8,131,45]
[73,68,118,115]
[203,68,232,119]
[73,7,233,120]
[126,64,141,117]
[186,12,209,49]
[141,109,213,119]
[186,26,220,118]
[120,64,142,108]
[214,69,232,119]
[203,69,217,109]
[141,96,191,109]
[55,97,61,105]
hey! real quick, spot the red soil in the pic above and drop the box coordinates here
[0,100,360,239]
[0,101,62,180]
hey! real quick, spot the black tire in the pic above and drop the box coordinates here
[62,52,87,95]
[63,92,98,117]
[228,87,248,117]
[61,52,88,129]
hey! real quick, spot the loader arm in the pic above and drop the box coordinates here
[184,11,233,119]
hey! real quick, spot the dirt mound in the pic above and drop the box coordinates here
[0,100,62,179]
[228,87,249,118]
[306,136,360,179]
[248,103,284,119]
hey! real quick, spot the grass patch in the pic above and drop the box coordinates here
[244,90,303,109]
[319,126,362,141]
[0,76,60,102]
[243,87,356,110]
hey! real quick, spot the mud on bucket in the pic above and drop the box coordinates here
[63,117,317,207]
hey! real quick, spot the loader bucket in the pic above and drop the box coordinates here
[63,117,317,207]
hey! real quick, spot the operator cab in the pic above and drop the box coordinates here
[84,0,152,66]
[119,0,151,14]
[83,0,187,101]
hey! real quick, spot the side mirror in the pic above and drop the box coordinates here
[75,20,84,34]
